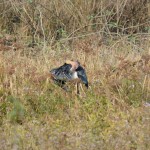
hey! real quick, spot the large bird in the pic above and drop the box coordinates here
[50,60,88,94]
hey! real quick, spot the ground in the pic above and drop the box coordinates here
[0,35,150,150]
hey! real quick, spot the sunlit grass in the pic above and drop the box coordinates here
[0,36,150,149]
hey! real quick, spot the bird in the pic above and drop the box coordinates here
[49,60,88,94]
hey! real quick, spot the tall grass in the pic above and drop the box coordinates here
[0,0,149,44]
[0,0,150,149]
[0,35,150,149]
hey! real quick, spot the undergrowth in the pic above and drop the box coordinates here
[0,34,149,149]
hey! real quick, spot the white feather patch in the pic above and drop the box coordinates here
[72,71,78,79]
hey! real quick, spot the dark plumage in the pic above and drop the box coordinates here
[50,61,88,90]
[76,66,88,88]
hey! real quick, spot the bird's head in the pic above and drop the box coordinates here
[66,60,80,71]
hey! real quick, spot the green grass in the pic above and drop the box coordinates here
[0,36,150,149]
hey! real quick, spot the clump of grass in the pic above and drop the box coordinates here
[6,96,25,124]
[119,79,147,107]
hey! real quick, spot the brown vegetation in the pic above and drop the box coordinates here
[0,0,149,44]
[0,0,150,149]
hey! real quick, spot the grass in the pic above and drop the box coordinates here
[0,34,149,149]
[0,1,149,149]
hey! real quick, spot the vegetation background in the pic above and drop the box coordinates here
[0,0,150,149]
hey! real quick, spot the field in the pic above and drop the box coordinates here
[0,0,150,150]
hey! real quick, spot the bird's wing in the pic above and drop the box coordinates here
[76,66,88,88]
[50,63,72,81]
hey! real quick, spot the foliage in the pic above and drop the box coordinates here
[0,0,149,149]
[0,0,149,44]
[0,34,149,149]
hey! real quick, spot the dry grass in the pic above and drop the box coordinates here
[0,1,150,149]
[0,34,150,149]
[0,0,149,45]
